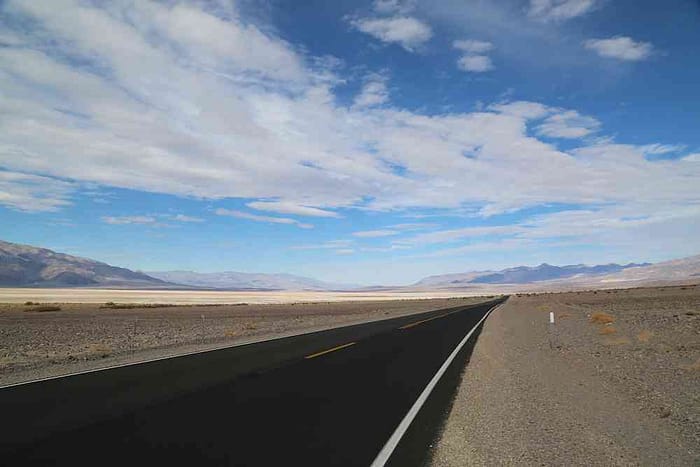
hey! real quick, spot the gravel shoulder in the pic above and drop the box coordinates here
[0,296,489,387]
[433,285,700,466]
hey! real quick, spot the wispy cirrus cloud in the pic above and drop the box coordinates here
[171,214,204,223]
[353,229,399,238]
[215,208,313,229]
[247,201,340,218]
[528,0,598,22]
[102,215,158,225]
[0,170,74,212]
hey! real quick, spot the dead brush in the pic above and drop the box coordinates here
[25,305,62,312]
[590,311,614,324]
[637,330,652,342]
[599,326,617,335]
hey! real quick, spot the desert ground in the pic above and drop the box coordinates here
[433,284,700,466]
[2,285,698,465]
[0,287,488,305]
[0,295,490,386]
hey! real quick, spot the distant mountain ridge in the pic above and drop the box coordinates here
[1,239,698,291]
[415,262,650,287]
[146,270,355,291]
[0,240,167,287]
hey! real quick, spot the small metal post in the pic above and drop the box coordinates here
[548,311,554,349]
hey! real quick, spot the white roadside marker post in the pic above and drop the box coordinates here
[548,311,554,349]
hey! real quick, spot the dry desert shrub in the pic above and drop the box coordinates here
[683,358,700,371]
[224,329,238,338]
[25,305,61,312]
[590,312,614,324]
[637,330,653,342]
[86,343,112,358]
[100,303,171,309]
[599,325,617,335]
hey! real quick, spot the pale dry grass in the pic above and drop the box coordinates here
[84,343,113,357]
[590,312,614,324]
[681,358,700,371]
[604,336,631,346]
[637,330,652,343]
[599,325,617,335]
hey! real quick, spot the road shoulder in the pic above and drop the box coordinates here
[432,289,699,466]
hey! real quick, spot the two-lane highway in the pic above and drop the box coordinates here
[0,298,504,466]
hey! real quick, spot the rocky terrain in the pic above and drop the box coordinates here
[433,285,700,466]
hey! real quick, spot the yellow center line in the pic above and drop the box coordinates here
[399,309,461,330]
[304,342,356,359]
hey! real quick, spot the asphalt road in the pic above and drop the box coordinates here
[0,298,504,466]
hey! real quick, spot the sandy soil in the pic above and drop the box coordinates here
[433,285,700,466]
[0,296,490,387]
[0,288,486,304]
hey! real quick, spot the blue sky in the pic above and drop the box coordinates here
[1,0,699,284]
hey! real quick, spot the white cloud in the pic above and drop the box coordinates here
[489,101,551,119]
[353,74,389,108]
[353,229,399,238]
[292,239,354,250]
[584,36,653,61]
[640,144,685,156]
[102,215,157,225]
[456,55,493,72]
[402,225,521,245]
[215,208,313,229]
[453,39,493,54]
[0,0,697,243]
[0,171,74,212]
[454,39,494,72]
[247,201,340,218]
[172,214,204,222]
[350,16,432,51]
[528,0,598,22]
[389,222,438,230]
[373,0,415,14]
[537,110,600,138]
[682,153,700,162]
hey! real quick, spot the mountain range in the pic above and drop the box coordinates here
[145,270,354,291]
[415,262,650,287]
[0,240,166,288]
[1,239,699,291]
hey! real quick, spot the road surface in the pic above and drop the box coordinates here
[0,298,504,466]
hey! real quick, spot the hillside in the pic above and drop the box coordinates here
[0,240,167,288]
[414,262,649,288]
[146,270,355,291]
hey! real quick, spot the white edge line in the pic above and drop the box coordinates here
[0,300,499,390]
[370,301,503,467]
